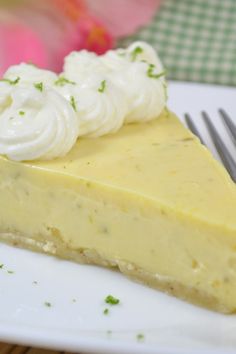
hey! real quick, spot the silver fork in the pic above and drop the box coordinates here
[184,109,236,183]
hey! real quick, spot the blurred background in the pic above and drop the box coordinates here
[0,0,235,86]
[0,0,161,74]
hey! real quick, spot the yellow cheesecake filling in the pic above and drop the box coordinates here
[0,111,236,313]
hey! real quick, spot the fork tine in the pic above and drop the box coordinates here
[184,113,205,145]
[218,108,236,144]
[202,111,236,183]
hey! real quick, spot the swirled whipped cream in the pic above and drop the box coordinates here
[112,60,166,123]
[4,63,57,86]
[55,74,127,137]
[0,82,14,113]
[0,41,167,161]
[100,41,166,123]
[63,51,108,84]
[0,84,79,161]
[101,41,163,71]
[63,41,167,124]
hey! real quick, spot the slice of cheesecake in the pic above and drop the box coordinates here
[1,110,236,313]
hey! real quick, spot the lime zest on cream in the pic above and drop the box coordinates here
[130,46,143,61]
[70,96,77,111]
[147,64,165,79]
[103,308,109,315]
[34,82,43,92]
[54,76,76,86]
[44,301,52,307]
[0,76,20,85]
[98,80,106,93]
[105,294,120,305]
[19,111,25,116]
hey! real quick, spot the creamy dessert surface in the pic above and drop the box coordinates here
[30,111,236,228]
[1,111,236,313]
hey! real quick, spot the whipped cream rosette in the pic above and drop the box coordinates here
[126,41,163,68]
[4,63,58,86]
[63,51,108,84]
[112,60,166,123]
[101,41,163,72]
[0,81,14,113]
[61,40,166,130]
[0,84,79,161]
[100,41,166,123]
[55,74,128,137]
[0,41,167,161]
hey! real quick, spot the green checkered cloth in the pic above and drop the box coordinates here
[119,0,236,86]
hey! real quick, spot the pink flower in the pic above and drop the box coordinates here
[0,16,48,76]
[0,0,160,76]
[86,0,161,37]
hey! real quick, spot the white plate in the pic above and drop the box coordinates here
[1,82,236,354]
[169,81,236,162]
